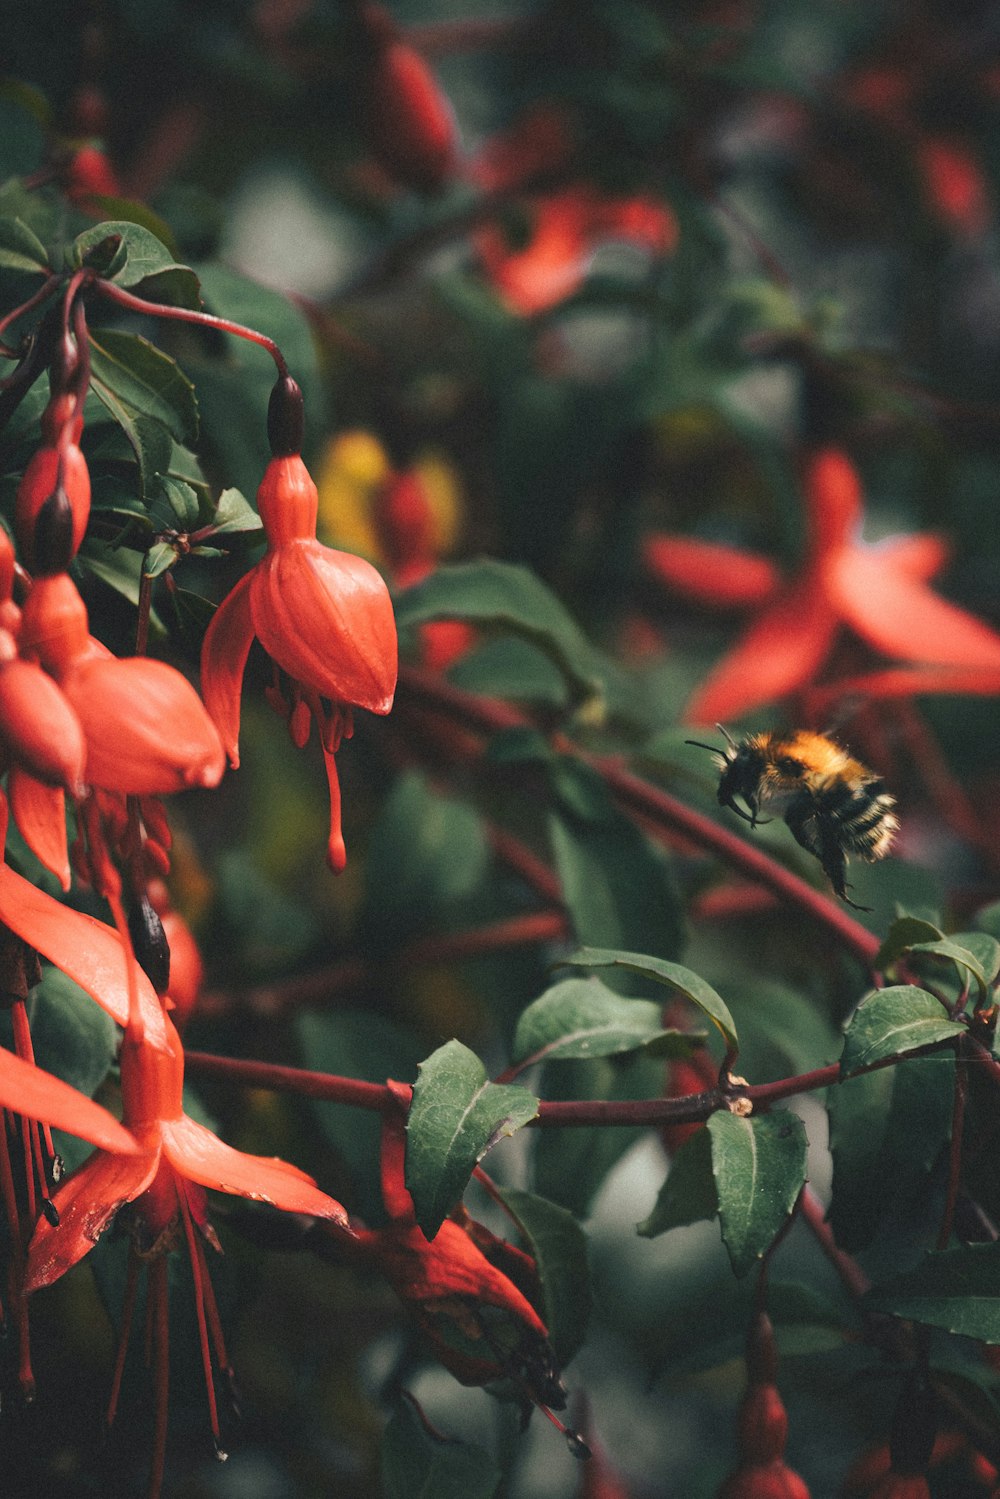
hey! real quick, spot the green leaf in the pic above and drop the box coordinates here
[88,328,198,445]
[406,1040,539,1237]
[512,976,703,1065]
[448,637,571,710]
[709,1110,808,1278]
[149,473,200,533]
[638,1124,717,1237]
[875,915,944,970]
[71,220,185,286]
[907,938,990,1004]
[559,947,738,1051]
[0,216,49,274]
[865,1242,1000,1342]
[28,965,119,1099]
[827,1056,954,1254]
[839,986,964,1077]
[381,1398,500,1499]
[85,396,172,497]
[950,931,1000,987]
[143,540,177,578]
[394,560,605,712]
[209,486,263,537]
[494,1187,590,1365]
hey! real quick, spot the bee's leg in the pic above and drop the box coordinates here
[785,795,872,911]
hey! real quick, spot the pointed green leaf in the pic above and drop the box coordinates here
[907,938,990,1004]
[865,1242,1000,1341]
[708,1110,808,1278]
[0,216,49,273]
[394,560,605,711]
[209,486,263,537]
[638,1124,717,1237]
[513,976,704,1065]
[840,986,964,1077]
[494,1186,590,1365]
[85,395,172,497]
[88,329,198,445]
[407,1040,538,1237]
[381,1398,500,1499]
[143,540,177,578]
[875,914,944,970]
[559,947,738,1051]
[71,220,186,287]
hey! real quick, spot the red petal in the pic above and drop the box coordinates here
[8,768,70,891]
[644,534,780,608]
[199,569,256,766]
[827,548,1000,668]
[24,1144,160,1290]
[0,658,86,791]
[64,657,226,794]
[876,531,949,581]
[807,665,1000,712]
[684,575,839,724]
[160,1114,350,1226]
[251,542,397,714]
[803,448,864,556]
[0,1047,138,1154]
[0,852,168,1046]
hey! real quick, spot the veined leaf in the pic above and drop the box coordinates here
[839,986,964,1077]
[407,1040,538,1238]
[559,947,737,1051]
[381,1398,500,1499]
[709,1110,808,1278]
[865,1242,1000,1342]
[88,328,198,445]
[495,1186,590,1365]
[512,976,703,1065]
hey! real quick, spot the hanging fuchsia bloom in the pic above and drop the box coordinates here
[717,1310,810,1499]
[201,397,397,872]
[12,569,224,887]
[27,1007,350,1497]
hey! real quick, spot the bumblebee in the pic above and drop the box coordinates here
[688,726,898,910]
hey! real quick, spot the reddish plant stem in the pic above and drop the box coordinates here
[937,1040,968,1252]
[184,1036,971,1124]
[90,279,289,377]
[396,667,881,968]
[0,274,61,351]
[487,823,564,905]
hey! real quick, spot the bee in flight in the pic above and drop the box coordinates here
[687,726,898,911]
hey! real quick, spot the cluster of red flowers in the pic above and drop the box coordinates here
[0,318,408,1492]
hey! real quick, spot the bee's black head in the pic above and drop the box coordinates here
[686,727,767,828]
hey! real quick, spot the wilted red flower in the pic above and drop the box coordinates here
[352,1093,571,1431]
[201,452,397,871]
[27,1007,349,1497]
[666,447,1000,724]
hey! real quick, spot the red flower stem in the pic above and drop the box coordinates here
[107,1250,140,1429]
[396,667,881,968]
[402,909,566,966]
[797,1185,871,1301]
[89,279,290,378]
[936,1040,968,1252]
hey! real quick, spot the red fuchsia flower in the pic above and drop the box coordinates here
[350,1091,575,1438]
[200,444,397,872]
[717,1309,810,1499]
[472,108,678,315]
[659,447,1000,725]
[27,1005,350,1497]
[358,3,457,192]
[13,569,224,888]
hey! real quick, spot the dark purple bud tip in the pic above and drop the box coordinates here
[565,1430,591,1461]
[33,486,75,577]
[267,374,305,457]
[128,894,171,997]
